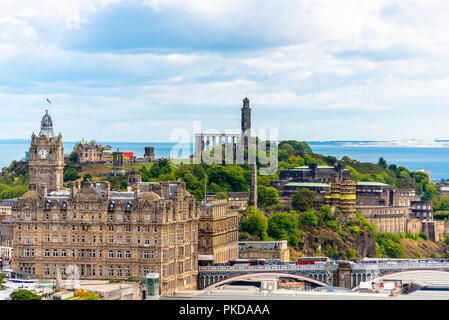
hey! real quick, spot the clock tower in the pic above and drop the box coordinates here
[29,110,64,194]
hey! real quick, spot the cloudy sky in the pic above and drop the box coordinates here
[1,0,449,142]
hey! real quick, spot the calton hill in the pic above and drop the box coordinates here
[2,140,449,260]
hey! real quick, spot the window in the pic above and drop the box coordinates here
[108,225,114,232]
[108,266,114,277]
[117,225,122,232]
[108,251,114,258]
[44,249,50,257]
[52,212,58,219]
[125,251,131,259]
[44,265,50,275]
[52,249,58,257]
[61,249,67,257]
[52,224,58,231]
[108,236,114,243]
[117,251,123,258]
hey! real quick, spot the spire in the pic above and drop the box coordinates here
[39,109,55,138]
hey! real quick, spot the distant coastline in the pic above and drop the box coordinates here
[0,139,448,180]
[1,139,449,148]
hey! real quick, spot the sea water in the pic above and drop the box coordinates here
[0,140,447,181]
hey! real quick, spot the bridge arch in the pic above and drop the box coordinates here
[201,272,328,290]
[351,269,449,291]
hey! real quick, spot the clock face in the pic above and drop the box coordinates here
[38,148,48,159]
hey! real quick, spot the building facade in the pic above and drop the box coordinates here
[13,111,200,296]
[271,163,356,216]
[198,199,239,265]
[0,199,15,218]
[0,217,13,247]
[75,139,110,164]
[12,180,200,295]
[238,240,290,262]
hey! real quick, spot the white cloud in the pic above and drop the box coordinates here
[1,0,449,142]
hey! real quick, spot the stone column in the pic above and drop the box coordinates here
[336,261,353,288]
[250,163,257,209]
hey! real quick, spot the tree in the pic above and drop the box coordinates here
[149,159,172,178]
[438,195,449,211]
[299,209,319,228]
[63,165,79,182]
[319,205,333,222]
[378,157,387,169]
[267,211,302,246]
[68,150,78,163]
[83,173,92,182]
[240,206,268,240]
[214,192,229,200]
[257,185,279,206]
[9,289,41,300]
[291,189,315,212]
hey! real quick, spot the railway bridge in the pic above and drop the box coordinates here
[198,260,449,289]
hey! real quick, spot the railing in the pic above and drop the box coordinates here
[199,264,330,272]
[199,262,449,273]
[352,262,449,271]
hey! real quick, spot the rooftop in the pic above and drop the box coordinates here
[285,182,330,188]
[357,181,392,187]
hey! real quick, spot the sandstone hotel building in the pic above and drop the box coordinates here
[12,111,202,295]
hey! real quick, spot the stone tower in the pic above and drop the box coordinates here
[29,110,64,194]
[144,146,155,162]
[250,163,258,209]
[111,149,125,176]
[241,97,251,134]
[241,97,252,163]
